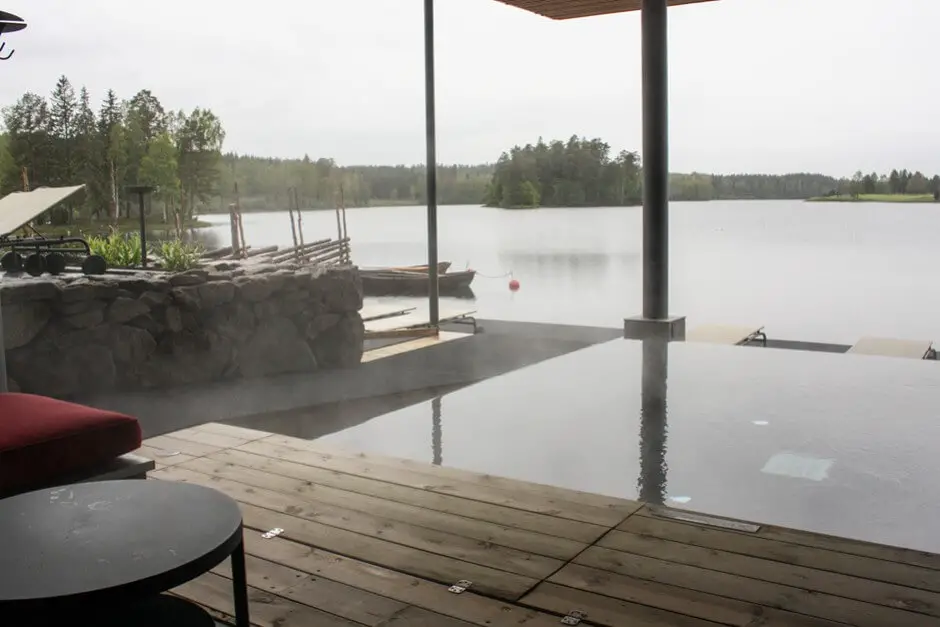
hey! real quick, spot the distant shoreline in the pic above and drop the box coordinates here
[807,194,938,203]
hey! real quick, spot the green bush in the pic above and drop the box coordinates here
[85,229,202,272]
[86,229,143,268]
[153,239,203,272]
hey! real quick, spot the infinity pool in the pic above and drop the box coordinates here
[314,339,940,552]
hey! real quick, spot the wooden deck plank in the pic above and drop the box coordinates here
[153,467,539,601]
[575,546,932,627]
[622,512,940,592]
[598,530,940,619]
[143,434,225,458]
[361,331,469,362]
[172,572,363,627]
[212,554,408,626]
[633,506,940,571]
[525,581,750,627]
[154,425,940,627]
[261,434,635,514]
[364,307,476,333]
[181,455,586,561]
[158,427,256,450]
[133,445,196,468]
[158,464,562,581]
[194,422,276,442]
[209,447,605,543]
[230,531,565,627]
[541,563,847,627]
[212,554,310,594]
[243,437,633,526]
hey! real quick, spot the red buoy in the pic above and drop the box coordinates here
[508,278,520,291]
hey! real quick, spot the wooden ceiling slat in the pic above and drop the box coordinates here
[493,0,717,20]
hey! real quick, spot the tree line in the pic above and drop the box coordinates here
[847,169,940,197]
[1,76,225,224]
[3,78,937,223]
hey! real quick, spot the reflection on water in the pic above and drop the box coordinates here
[315,339,940,552]
[639,340,668,506]
[431,396,442,466]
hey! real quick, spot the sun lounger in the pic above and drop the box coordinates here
[686,324,767,346]
[847,336,935,360]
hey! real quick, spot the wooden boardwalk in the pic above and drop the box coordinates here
[141,423,940,627]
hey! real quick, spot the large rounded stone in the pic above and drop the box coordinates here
[2,300,51,350]
[107,297,151,324]
[238,316,316,378]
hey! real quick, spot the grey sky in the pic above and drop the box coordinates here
[2,0,937,176]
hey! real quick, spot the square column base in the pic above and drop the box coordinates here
[623,315,686,341]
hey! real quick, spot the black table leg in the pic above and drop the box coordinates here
[230,534,250,627]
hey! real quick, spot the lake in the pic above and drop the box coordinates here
[198,200,940,345]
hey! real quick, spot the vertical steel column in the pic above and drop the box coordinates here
[423,0,440,326]
[641,0,669,320]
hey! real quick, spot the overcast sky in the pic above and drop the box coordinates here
[1,0,937,176]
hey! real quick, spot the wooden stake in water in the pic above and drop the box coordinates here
[235,182,247,257]
[287,187,299,257]
[228,202,240,254]
[340,186,350,263]
[296,188,305,256]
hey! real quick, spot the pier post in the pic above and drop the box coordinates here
[423,0,440,326]
[642,0,668,321]
[624,0,685,341]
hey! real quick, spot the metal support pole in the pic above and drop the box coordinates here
[137,191,148,268]
[638,339,668,504]
[423,0,440,326]
[641,0,669,320]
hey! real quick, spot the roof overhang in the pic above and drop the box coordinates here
[493,0,717,20]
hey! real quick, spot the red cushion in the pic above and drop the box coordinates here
[0,393,141,493]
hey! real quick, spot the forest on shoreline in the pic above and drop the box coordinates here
[2,77,939,226]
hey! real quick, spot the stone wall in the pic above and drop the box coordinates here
[1,264,364,398]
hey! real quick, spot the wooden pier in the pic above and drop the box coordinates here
[142,423,940,627]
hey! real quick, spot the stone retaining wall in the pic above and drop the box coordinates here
[1,264,364,398]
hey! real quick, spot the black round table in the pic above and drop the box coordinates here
[0,480,249,626]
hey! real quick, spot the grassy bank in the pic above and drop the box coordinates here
[17,217,213,237]
[807,194,937,203]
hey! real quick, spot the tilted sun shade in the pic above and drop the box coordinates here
[493,0,716,19]
[0,185,85,236]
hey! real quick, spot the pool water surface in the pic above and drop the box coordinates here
[314,339,940,552]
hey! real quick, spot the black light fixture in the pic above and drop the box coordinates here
[0,11,27,61]
[126,185,156,268]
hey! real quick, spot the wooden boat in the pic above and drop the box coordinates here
[362,261,452,274]
[360,268,475,297]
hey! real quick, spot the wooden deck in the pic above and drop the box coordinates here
[142,423,940,627]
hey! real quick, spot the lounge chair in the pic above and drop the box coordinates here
[847,336,935,360]
[686,324,767,347]
[0,393,153,498]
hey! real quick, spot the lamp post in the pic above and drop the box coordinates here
[126,185,156,268]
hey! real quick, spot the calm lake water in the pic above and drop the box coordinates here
[200,200,940,344]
